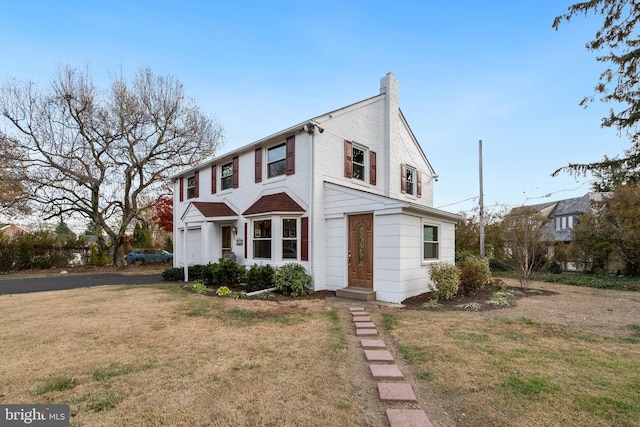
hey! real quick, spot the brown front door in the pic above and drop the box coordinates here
[348,214,373,289]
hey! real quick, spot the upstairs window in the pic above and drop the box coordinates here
[187,176,195,199]
[268,143,286,178]
[221,162,233,190]
[186,171,199,199]
[405,167,415,195]
[344,140,376,185]
[352,146,365,181]
[401,164,422,197]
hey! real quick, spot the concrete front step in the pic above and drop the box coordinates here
[336,287,376,301]
[386,409,432,427]
[369,364,404,380]
[378,383,418,402]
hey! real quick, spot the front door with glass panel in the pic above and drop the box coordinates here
[221,225,232,258]
[348,214,373,289]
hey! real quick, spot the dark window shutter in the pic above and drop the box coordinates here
[401,163,407,193]
[254,148,262,183]
[194,171,199,198]
[286,135,295,175]
[211,165,217,194]
[344,140,352,178]
[179,177,184,202]
[232,156,239,188]
[301,217,309,261]
[417,171,422,198]
[370,151,377,185]
[244,222,248,259]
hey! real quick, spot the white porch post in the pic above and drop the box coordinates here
[183,222,189,282]
[203,222,212,264]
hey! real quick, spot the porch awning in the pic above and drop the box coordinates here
[181,202,238,222]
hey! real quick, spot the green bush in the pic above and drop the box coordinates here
[162,267,184,281]
[89,243,111,266]
[455,251,477,263]
[208,258,245,286]
[188,264,209,281]
[547,261,563,274]
[429,262,460,300]
[489,257,512,272]
[274,263,312,297]
[216,286,232,296]
[458,256,491,295]
[245,264,275,292]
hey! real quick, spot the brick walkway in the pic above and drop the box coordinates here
[349,306,433,427]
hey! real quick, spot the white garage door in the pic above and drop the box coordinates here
[186,228,202,266]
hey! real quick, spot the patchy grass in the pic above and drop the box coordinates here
[390,314,640,426]
[0,284,356,426]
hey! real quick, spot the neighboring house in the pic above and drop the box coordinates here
[0,223,27,239]
[517,192,606,271]
[172,73,462,303]
[521,193,605,243]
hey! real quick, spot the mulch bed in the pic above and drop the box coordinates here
[401,285,556,311]
[183,281,555,311]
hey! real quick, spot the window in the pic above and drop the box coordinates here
[352,146,365,181]
[282,218,297,259]
[423,224,439,260]
[405,167,415,195]
[253,219,272,259]
[344,140,376,185]
[221,162,233,190]
[268,143,286,178]
[187,176,196,199]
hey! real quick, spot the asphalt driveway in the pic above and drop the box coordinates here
[0,273,165,295]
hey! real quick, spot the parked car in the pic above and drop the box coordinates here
[128,249,173,264]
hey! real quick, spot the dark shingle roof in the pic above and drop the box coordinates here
[191,202,237,218]
[243,193,305,216]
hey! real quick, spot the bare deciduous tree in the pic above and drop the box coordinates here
[502,207,550,288]
[0,131,30,216]
[0,66,224,268]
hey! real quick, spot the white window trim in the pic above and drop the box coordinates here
[267,142,287,180]
[220,161,233,192]
[405,165,416,196]
[421,220,440,263]
[351,143,368,183]
[186,175,196,199]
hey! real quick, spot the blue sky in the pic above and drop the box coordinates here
[1,0,627,216]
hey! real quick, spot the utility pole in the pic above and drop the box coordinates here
[479,140,485,257]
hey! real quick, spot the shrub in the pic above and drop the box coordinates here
[162,267,184,281]
[188,264,209,282]
[489,257,512,272]
[455,251,477,263]
[458,256,491,295]
[208,258,245,286]
[244,264,275,292]
[89,243,111,266]
[547,261,563,274]
[216,286,231,296]
[429,262,460,300]
[274,263,312,297]
[191,281,208,294]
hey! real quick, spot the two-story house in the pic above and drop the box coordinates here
[172,73,461,304]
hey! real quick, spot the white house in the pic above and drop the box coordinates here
[172,73,461,303]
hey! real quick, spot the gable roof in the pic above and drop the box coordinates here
[243,193,305,216]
